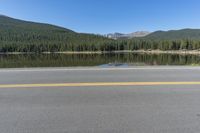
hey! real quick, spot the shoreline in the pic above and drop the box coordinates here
[1,50,200,55]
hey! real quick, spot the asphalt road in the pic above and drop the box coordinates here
[1,66,200,133]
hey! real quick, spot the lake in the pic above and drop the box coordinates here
[0,53,200,68]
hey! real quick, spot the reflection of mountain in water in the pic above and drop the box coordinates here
[99,63,129,67]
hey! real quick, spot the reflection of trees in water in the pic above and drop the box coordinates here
[0,53,200,68]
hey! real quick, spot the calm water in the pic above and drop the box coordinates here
[0,53,200,68]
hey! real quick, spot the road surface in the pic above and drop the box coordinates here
[1,66,200,133]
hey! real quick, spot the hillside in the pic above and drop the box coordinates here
[145,29,200,40]
[1,15,200,53]
[0,15,110,52]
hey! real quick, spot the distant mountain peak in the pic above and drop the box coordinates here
[106,31,151,39]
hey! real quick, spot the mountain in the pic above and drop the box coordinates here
[145,29,200,40]
[106,31,150,39]
[0,15,75,33]
[0,15,110,52]
[2,15,200,53]
[107,29,200,40]
[107,33,125,39]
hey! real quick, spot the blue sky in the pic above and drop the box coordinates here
[0,0,200,34]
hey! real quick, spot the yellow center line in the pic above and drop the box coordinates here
[0,82,200,88]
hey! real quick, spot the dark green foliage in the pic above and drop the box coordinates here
[0,15,110,52]
[1,15,200,52]
[145,29,200,40]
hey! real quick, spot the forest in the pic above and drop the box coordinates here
[1,15,200,53]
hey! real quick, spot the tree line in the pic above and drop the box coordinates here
[1,37,200,53]
[1,16,200,53]
[1,22,200,52]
